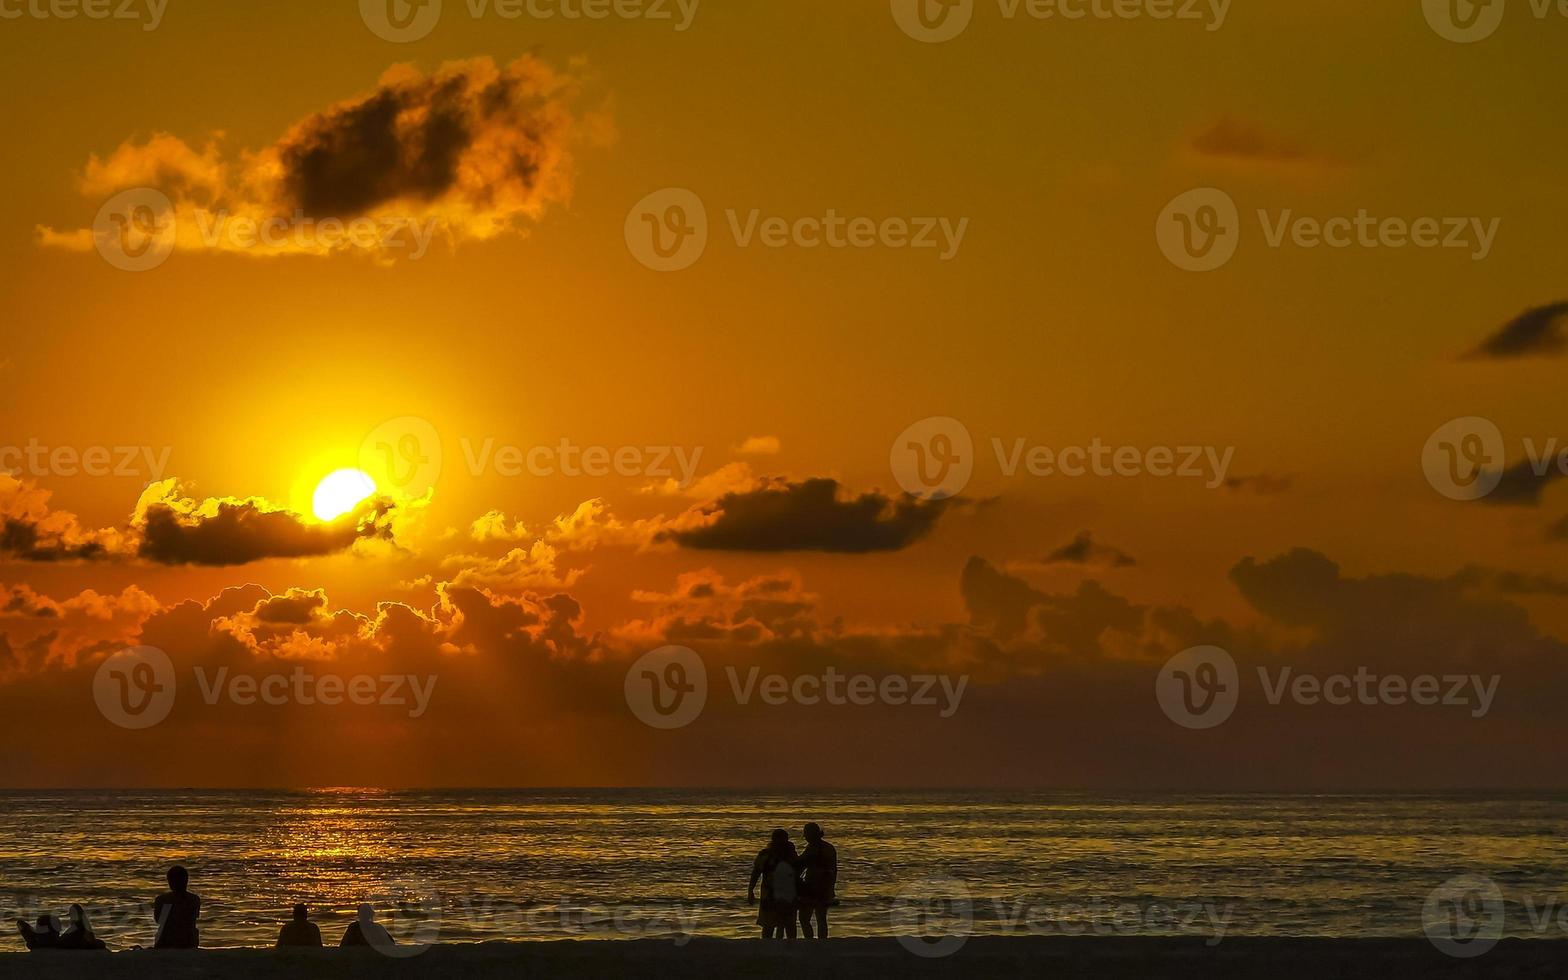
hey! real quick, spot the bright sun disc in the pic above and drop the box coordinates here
[312,468,376,522]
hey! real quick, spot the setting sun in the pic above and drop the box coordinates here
[311,468,376,522]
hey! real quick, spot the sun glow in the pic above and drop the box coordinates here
[312,468,376,522]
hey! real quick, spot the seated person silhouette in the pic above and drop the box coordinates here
[57,905,107,951]
[339,904,395,948]
[153,865,201,949]
[276,904,322,947]
[15,913,60,950]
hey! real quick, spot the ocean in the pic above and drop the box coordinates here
[2,790,1564,950]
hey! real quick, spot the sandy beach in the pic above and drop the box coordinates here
[0,937,1558,979]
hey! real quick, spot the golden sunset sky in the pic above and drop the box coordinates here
[2,0,1566,788]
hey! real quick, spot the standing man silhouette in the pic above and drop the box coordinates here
[797,822,838,939]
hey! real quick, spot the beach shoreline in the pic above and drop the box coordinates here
[0,937,1557,978]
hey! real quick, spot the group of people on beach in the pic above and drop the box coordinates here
[17,865,401,952]
[747,823,839,939]
[15,823,841,950]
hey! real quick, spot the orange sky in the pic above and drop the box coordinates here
[2,0,1567,788]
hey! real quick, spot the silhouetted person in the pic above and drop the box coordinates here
[276,904,322,947]
[153,865,201,949]
[57,905,107,951]
[748,828,799,939]
[797,822,838,939]
[16,914,60,950]
[339,904,395,948]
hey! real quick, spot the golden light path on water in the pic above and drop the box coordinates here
[2,790,1565,949]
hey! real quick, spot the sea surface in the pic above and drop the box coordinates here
[1,790,1564,950]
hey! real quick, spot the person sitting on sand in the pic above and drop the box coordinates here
[748,828,800,939]
[339,904,395,948]
[57,904,107,951]
[276,903,322,947]
[796,822,838,940]
[153,865,201,949]
[15,913,61,950]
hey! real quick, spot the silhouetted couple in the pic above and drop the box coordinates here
[747,823,838,939]
[277,903,395,948]
[16,906,105,951]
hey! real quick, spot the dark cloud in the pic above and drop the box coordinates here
[657,478,956,553]
[1043,530,1136,568]
[39,56,598,258]
[1484,459,1567,506]
[1224,473,1294,495]
[0,476,122,562]
[133,481,401,567]
[1191,118,1312,163]
[1467,303,1568,359]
